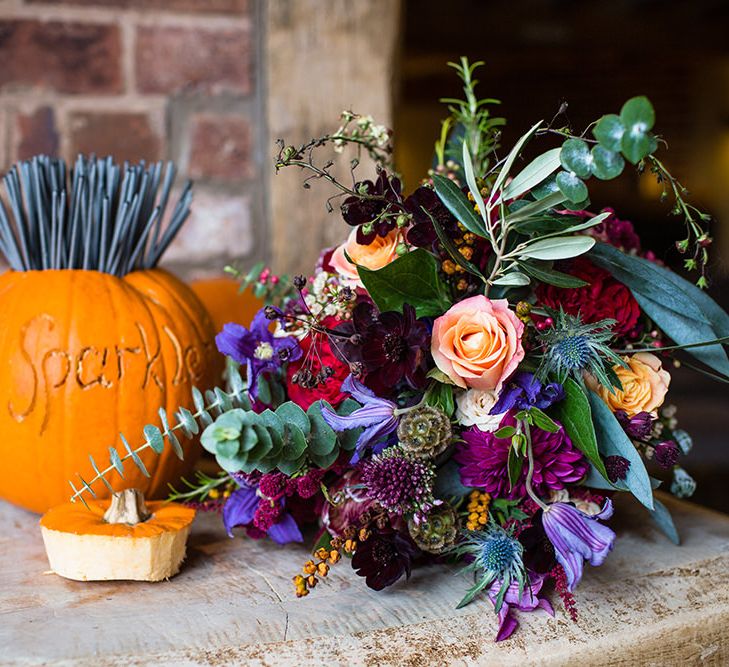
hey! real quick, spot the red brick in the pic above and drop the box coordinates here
[68,112,162,163]
[0,20,122,94]
[188,113,251,183]
[135,25,250,95]
[15,107,59,160]
[28,0,248,13]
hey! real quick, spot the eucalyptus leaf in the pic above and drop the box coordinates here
[519,235,595,261]
[591,145,625,180]
[620,96,655,132]
[555,170,588,202]
[560,139,592,179]
[621,131,657,165]
[590,243,729,375]
[593,114,625,152]
[357,248,452,317]
[587,391,654,510]
[275,402,311,436]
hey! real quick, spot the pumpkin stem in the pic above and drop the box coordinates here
[103,489,152,525]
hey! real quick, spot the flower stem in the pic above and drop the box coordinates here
[523,421,549,512]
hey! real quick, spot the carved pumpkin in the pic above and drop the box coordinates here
[40,488,195,581]
[0,268,219,513]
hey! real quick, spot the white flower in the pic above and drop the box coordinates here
[455,389,505,432]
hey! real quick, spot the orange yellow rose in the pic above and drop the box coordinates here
[431,295,525,392]
[589,352,670,417]
[329,228,401,287]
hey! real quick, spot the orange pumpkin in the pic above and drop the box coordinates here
[190,276,262,334]
[0,268,220,513]
[40,489,196,581]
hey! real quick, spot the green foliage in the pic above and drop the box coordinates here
[69,369,251,507]
[648,497,680,545]
[423,380,455,417]
[587,391,654,510]
[200,398,361,476]
[551,378,608,480]
[224,261,298,306]
[357,248,452,317]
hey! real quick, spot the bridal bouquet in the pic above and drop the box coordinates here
[74,59,728,640]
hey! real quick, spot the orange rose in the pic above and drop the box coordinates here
[329,228,401,287]
[589,352,670,417]
[431,296,525,392]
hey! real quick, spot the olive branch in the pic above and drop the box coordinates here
[68,368,251,507]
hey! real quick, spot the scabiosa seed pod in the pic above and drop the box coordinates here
[407,505,459,554]
[673,429,693,455]
[359,446,439,521]
[397,405,452,459]
[671,466,696,499]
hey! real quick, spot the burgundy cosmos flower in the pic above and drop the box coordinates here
[535,257,641,338]
[351,529,418,590]
[455,416,588,499]
[341,171,403,244]
[334,302,430,396]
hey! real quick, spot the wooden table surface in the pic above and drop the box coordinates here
[2,494,729,666]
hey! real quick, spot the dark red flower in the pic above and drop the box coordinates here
[535,257,641,337]
[333,302,430,396]
[351,528,418,590]
[286,316,350,410]
[341,171,403,244]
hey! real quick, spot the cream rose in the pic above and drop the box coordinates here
[589,352,671,417]
[329,228,401,288]
[455,388,507,432]
[431,295,525,392]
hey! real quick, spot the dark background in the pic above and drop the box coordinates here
[396,0,729,512]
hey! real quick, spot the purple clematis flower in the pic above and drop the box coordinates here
[491,372,565,415]
[488,572,554,642]
[222,483,303,545]
[542,498,615,591]
[320,375,398,462]
[216,307,301,395]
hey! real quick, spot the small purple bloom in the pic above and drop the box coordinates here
[320,375,398,461]
[222,483,303,545]
[542,499,615,591]
[491,372,565,415]
[605,455,631,483]
[488,572,554,642]
[216,308,301,395]
[654,440,680,469]
[615,410,654,439]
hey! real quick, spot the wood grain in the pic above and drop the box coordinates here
[1,494,729,665]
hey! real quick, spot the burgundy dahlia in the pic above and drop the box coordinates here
[455,416,588,499]
[351,529,418,590]
[334,301,430,395]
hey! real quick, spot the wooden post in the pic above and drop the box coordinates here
[265,0,402,275]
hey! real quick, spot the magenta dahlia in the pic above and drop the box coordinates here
[455,416,588,499]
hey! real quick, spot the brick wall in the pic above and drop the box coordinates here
[0,0,265,278]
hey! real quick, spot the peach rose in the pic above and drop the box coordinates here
[431,296,525,392]
[329,228,401,288]
[588,352,671,417]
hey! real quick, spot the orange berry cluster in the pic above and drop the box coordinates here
[292,529,369,598]
[465,490,491,531]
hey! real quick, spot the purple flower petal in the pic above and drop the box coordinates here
[222,486,259,537]
[267,513,304,544]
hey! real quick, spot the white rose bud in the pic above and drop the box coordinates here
[455,389,506,432]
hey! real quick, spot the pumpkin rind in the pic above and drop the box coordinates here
[0,268,219,513]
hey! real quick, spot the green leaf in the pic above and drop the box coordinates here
[502,190,567,226]
[492,120,544,197]
[493,425,516,439]
[590,145,625,180]
[587,391,654,510]
[518,261,589,288]
[593,114,625,151]
[357,248,452,318]
[109,447,125,478]
[306,402,338,456]
[257,374,272,405]
[590,243,729,375]
[492,271,530,287]
[143,425,165,454]
[648,497,680,545]
[560,139,592,179]
[275,402,311,436]
[432,173,487,237]
[425,206,485,278]
[462,140,488,229]
[283,423,308,461]
[621,131,657,165]
[519,235,595,261]
[434,460,473,499]
[555,170,588,202]
[529,406,559,433]
[424,381,455,417]
[498,148,562,202]
[551,378,608,480]
[507,445,524,491]
[620,96,655,132]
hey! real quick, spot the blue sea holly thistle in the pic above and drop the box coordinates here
[451,522,527,611]
[535,309,626,390]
